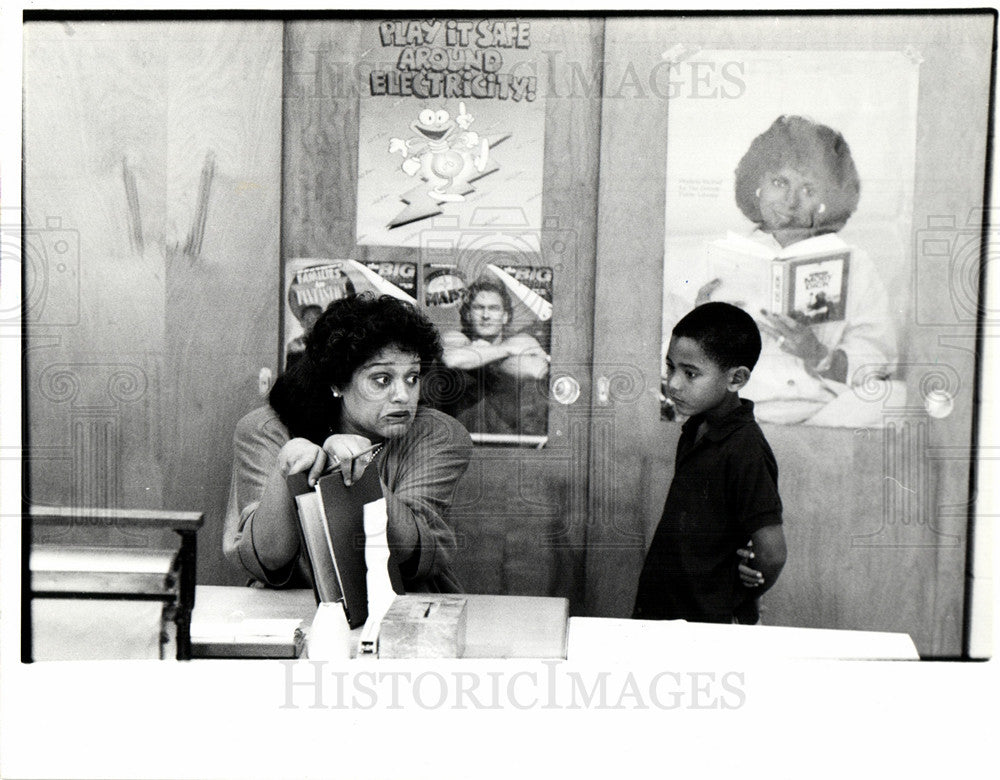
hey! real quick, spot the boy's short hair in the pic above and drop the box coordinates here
[673,302,762,370]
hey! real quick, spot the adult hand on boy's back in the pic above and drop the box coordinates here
[738,526,787,596]
[737,542,764,588]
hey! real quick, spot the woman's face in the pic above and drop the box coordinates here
[337,345,420,441]
[757,165,827,236]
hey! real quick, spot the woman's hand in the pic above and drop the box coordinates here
[695,278,721,306]
[759,310,828,369]
[276,437,327,486]
[276,434,378,487]
[321,433,376,486]
[695,278,745,308]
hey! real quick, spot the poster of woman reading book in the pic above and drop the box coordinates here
[662,50,918,426]
[697,116,898,425]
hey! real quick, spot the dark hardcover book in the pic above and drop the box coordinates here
[287,462,404,628]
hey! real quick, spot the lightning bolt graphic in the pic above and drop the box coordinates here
[387,132,511,230]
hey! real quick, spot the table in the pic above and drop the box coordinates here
[192,586,571,659]
[567,617,920,661]
[192,585,919,661]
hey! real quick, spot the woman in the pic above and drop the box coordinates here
[223,293,473,592]
[707,115,898,424]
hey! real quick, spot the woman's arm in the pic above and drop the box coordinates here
[381,409,473,589]
[835,246,898,383]
[223,408,307,585]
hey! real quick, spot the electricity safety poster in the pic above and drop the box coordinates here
[356,18,547,247]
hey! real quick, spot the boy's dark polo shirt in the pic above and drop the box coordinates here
[633,399,782,624]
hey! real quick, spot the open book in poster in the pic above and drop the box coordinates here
[706,232,851,324]
[287,463,405,628]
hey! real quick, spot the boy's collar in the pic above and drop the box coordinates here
[681,399,756,442]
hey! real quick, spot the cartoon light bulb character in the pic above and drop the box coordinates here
[388,102,490,203]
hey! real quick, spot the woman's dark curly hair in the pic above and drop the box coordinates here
[458,278,513,340]
[734,115,861,235]
[269,293,443,442]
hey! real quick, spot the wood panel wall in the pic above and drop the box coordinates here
[23,22,283,583]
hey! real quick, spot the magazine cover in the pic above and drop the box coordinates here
[283,258,418,367]
[421,262,552,445]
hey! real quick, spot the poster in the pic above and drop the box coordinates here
[356,18,547,247]
[420,261,553,446]
[661,49,920,427]
[283,258,417,367]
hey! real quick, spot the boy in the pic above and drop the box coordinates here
[633,302,786,624]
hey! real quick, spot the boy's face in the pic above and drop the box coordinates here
[664,336,737,417]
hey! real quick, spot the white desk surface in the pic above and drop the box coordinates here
[568,617,919,661]
[192,586,570,659]
[192,585,918,661]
